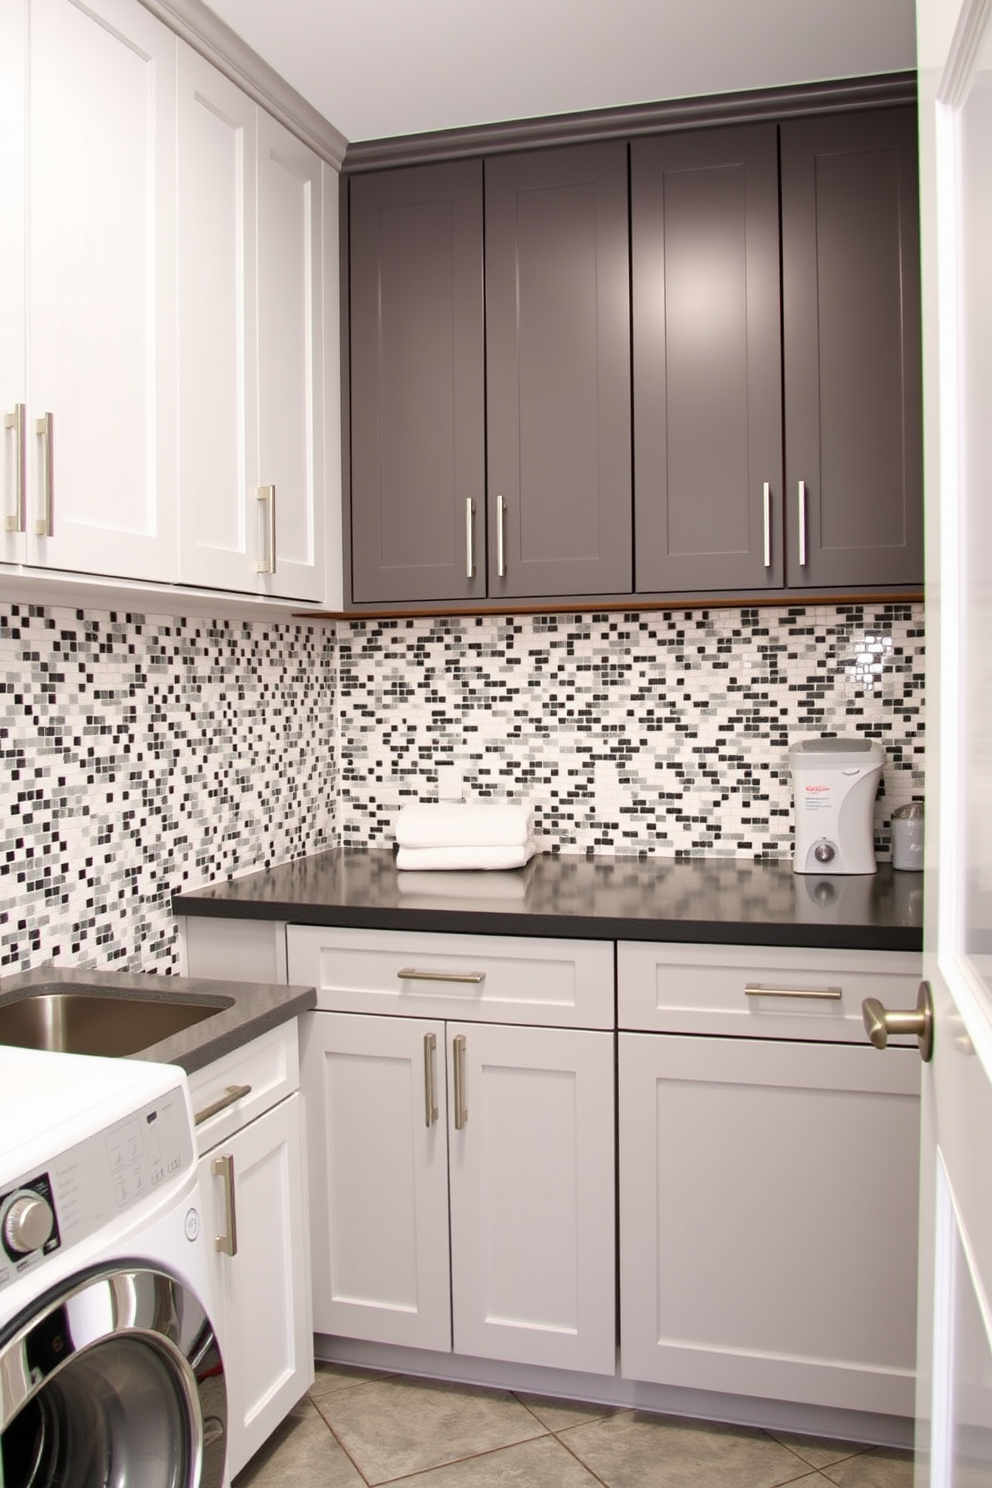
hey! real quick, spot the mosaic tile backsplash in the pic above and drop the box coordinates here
[2,599,923,974]
[1,603,336,973]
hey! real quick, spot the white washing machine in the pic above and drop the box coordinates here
[0,1046,227,1488]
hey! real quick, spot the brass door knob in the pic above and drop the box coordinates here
[862,980,934,1062]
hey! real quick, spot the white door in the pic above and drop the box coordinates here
[27,0,177,581]
[447,1021,615,1375]
[914,0,992,1480]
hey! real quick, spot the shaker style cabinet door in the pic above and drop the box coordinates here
[485,143,632,599]
[19,0,178,581]
[631,125,784,593]
[349,161,486,604]
[780,108,923,589]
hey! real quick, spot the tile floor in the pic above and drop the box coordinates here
[232,1365,915,1488]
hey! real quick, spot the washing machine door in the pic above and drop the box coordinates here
[0,1263,226,1488]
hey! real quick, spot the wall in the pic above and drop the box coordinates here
[2,597,923,975]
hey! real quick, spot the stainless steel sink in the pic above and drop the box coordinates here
[0,988,232,1057]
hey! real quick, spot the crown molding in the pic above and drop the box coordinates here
[138,0,348,169]
[343,71,917,173]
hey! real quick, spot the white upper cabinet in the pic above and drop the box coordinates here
[3,0,178,581]
[177,45,326,602]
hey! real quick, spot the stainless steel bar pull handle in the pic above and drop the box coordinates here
[453,1034,468,1129]
[194,1082,253,1126]
[5,404,26,534]
[797,480,807,567]
[424,1032,439,1127]
[466,497,476,579]
[398,967,486,985]
[255,484,276,573]
[496,493,506,578]
[762,482,771,568]
[746,983,842,1000]
[35,413,53,537]
[212,1153,238,1256]
[862,980,934,1062]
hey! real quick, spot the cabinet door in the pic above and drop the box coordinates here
[619,1032,920,1415]
[201,1092,312,1480]
[632,126,783,593]
[349,162,486,604]
[177,45,259,594]
[301,1010,452,1351]
[781,108,923,588]
[27,0,177,581]
[448,1021,615,1374]
[256,111,325,602]
[486,143,631,598]
[0,0,27,567]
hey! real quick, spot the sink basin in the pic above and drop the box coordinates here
[0,988,232,1058]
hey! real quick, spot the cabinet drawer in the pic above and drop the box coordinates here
[618,942,922,1043]
[287,926,614,1029]
[189,1019,300,1153]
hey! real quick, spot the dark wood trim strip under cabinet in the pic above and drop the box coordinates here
[300,591,924,623]
[342,73,917,174]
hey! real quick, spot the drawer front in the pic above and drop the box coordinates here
[189,1019,300,1153]
[287,926,614,1029]
[618,942,923,1043]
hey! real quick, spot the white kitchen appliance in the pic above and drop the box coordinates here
[789,737,885,875]
[0,1046,227,1488]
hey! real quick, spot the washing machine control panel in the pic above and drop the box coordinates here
[0,1086,193,1295]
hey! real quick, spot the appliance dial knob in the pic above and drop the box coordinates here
[813,841,837,865]
[3,1191,55,1256]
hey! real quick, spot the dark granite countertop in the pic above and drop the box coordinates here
[172,848,924,954]
[0,967,316,1074]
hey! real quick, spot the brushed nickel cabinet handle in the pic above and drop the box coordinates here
[255,484,276,573]
[862,980,934,1062]
[496,493,506,578]
[452,1034,468,1130]
[212,1153,238,1256]
[35,413,53,537]
[746,983,842,1000]
[798,479,807,567]
[5,404,26,533]
[194,1083,252,1126]
[466,497,476,579]
[424,1032,439,1127]
[762,481,771,568]
[398,967,486,985]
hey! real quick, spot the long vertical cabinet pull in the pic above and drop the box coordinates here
[452,1034,468,1130]
[212,1153,238,1256]
[35,413,54,537]
[496,494,506,578]
[5,405,26,534]
[423,1032,439,1127]
[762,482,772,567]
[465,497,476,579]
[797,480,808,567]
[255,485,276,573]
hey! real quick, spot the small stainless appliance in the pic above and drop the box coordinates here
[789,737,885,875]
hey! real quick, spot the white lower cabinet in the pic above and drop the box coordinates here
[617,942,922,1419]
[189,1023,313,1482]
[293,927,616,1376]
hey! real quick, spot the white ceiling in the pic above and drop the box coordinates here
[202,0,918,144]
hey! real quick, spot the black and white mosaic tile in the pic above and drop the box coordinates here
[3,599,924,975]
[337,603,925,859]
[1,603,336,974]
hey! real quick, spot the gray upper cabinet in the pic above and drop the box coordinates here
[631,126,784,593]
[485,144,632,599]
[349,161,485,605]
[780,108,923,589]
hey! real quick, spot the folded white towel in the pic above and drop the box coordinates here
[395,802,533,850]
[395,840,537,872]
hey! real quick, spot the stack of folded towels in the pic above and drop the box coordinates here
[394,802,536,871]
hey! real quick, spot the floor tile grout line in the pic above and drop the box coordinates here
[363,1433,557,1488]
[309,1393,376,1488]
[761,1428,874,1475]
[549,1426,617,1488]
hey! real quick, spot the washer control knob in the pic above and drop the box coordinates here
[813,841,837,865]
[3,1191,55,1256]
